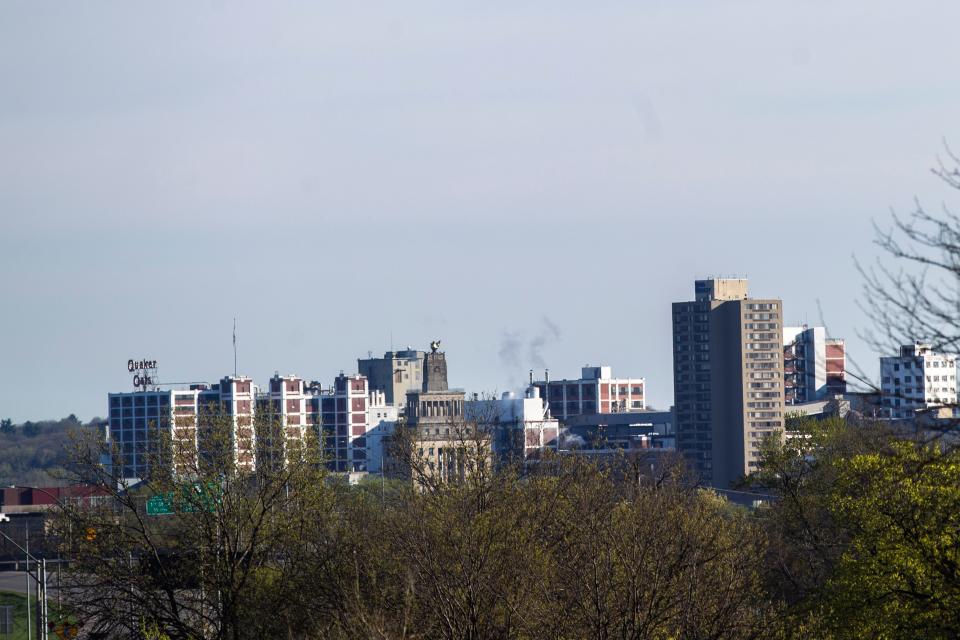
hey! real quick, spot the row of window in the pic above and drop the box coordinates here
[884,374,956,383]
[889,359,956,371]
[110,394,171,408]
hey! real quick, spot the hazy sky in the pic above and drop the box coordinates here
[3,1,960,422]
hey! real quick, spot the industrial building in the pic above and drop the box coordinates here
[531,366,646,422]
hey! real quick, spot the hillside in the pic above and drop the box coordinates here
[0,415,103,486]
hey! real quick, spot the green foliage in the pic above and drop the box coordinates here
[0,591,75,640]
[0,591,34,640]
[823,441,960,638]
[756,416,960,639]
[0,415,100,486]
[52,406,776,640]
[44,406,960,639]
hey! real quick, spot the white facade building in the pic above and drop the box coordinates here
[880,343,957,419]
[465,386,560,460]
[108,376,259,483]
[364,390,400,474]
[783,326,846,404]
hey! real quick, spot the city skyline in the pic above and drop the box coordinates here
[4,2,960,422]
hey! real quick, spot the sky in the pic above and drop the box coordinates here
[2,1,960,422]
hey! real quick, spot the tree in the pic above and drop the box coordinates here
[856,143,960,432]
[0,419,13,435]
[859,143,960,360]
[52,403,338,640]
[755,416,960,639]
[824,440,960,638]
[22,420,40,437]
[539,455,778,640]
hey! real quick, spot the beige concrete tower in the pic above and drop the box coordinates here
[672,279,785,487]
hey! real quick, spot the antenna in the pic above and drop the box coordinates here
[233,318,238,377]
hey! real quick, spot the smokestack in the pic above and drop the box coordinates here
[545,369,549,385]
[529,369,533,385]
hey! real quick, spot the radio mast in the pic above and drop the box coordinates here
[233,318,238,377]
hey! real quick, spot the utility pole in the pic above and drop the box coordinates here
[39,560,47,640]
[233,318,238,377]
[8,486,60,640]
[24,524,30,640]
[4,523,47,640]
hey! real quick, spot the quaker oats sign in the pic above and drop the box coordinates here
[128,358,158,390]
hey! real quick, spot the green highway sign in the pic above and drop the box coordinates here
[146,494,174,516]
[146,482,222,516]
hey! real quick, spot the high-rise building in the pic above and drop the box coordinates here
[531,366,646,422]
[880,343,957,419]
[358,349,425,408]
[108,376,257,481]
[783,326,846,404]
[672,278,785,488]
[261,372,376,474]
[108,371,402,481]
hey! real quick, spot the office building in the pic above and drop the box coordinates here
[387,343,488,484]
[783,326,846,404]
[260,372,381,473]
[314,373,373,473]
[358,349,425,408]
[880,343,957,419]
[672,278,785,488]
[108,376,257,481]
[532,366,646,422]
[108,370,402,481]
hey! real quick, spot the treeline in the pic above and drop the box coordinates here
[0,415,102,486]
[51,415,960,640]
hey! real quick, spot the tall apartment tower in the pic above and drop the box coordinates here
[672,279,785,488]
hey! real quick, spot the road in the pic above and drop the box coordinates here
[0,571,63,596]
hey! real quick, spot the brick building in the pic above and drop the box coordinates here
[532,366,646,422]
[783,326,846,404]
